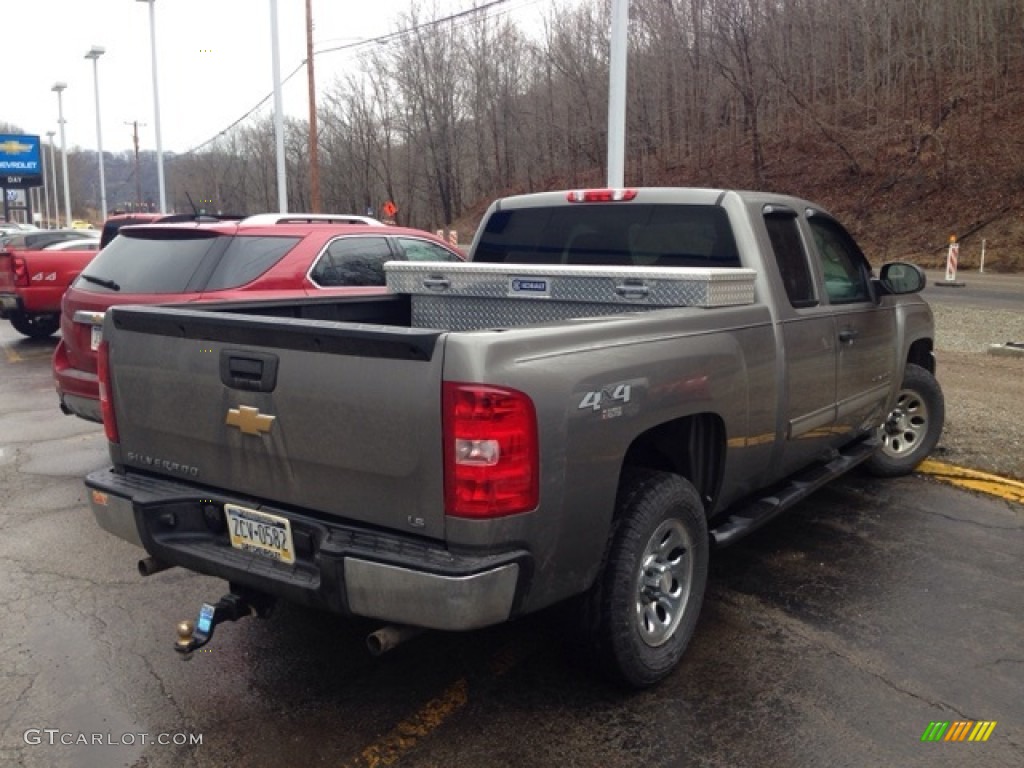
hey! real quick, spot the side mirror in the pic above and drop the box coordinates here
[878,262,926,295]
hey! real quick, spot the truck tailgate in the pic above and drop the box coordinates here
[0,251,14,294]
[104,305,449,540]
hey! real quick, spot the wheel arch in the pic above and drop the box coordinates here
[907,337,935,374]
[621,412,725,516]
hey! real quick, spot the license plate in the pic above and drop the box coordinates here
[225,504,295,564]
[90,324,103,351]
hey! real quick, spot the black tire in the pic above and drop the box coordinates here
[582,469,709,688]
[864,363,945,477]
[9,312,60,339]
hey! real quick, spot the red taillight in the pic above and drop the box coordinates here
[443,382,538,518]
[12,256,29,287]
[567,188,638,203]
[97,340,119,443]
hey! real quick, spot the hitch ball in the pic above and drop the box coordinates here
[175,620,195,652]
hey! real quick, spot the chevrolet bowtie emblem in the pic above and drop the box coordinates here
[226,405,275,436]
[0,140,32,155]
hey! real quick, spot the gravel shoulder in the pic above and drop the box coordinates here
[929,302,1024,480]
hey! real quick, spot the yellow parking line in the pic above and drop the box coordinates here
[341,636,535,768]
[3,344,22,363]
[917,460,1024,504]
[346,678,469,768]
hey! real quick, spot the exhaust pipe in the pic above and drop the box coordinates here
[366,624,425,657]
[138,557,175,577]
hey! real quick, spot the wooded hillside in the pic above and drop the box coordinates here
[14,1,1024,269]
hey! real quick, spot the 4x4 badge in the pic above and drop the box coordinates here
[226,405,275,436]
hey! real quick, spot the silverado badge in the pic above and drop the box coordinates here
[226,405,275,436]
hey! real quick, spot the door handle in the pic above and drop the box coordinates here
[838,328,858,344]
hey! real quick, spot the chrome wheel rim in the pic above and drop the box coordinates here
[880,387,929,458]
[635,519,693,647]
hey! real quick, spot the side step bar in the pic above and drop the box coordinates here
[709,436,880,547]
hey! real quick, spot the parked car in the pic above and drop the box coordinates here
[98,212,247,248]
[44,238,101,252]
[53,216,463,422]
[99,213,165,248]
[0,221,39,237]
[1,228,98,251]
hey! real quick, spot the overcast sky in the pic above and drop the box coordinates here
[5,0,572,156]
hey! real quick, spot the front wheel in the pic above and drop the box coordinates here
[582,469,709,688]
[9,312,60,339]
[864,363,945,477]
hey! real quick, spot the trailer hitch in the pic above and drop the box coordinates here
[174,588,274,657]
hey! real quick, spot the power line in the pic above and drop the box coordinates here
[183,0,521,155]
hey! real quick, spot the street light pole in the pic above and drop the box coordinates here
[85,46,108,221]
[45,131,58,228]
[51,82,72,228]
[606,0,628,188]
[137,0,166,213]
[41,131,52,228]
[270,0,288,213]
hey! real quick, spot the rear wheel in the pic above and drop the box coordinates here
[582,469,709,688]
[9,312,60,339]
[865,363,945,477]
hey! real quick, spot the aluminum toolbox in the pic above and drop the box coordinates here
[385,261,757,331]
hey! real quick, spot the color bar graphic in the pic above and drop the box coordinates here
[921,721,997,742]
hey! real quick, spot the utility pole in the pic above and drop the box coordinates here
[306,0,322,212]
[126,121,147,211]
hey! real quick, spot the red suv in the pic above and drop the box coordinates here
[54,215,463,422]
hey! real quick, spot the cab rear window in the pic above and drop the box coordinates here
[474,204,740,269]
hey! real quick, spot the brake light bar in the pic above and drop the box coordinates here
[567,188,638,203]
[443,382,539,518]
[97,340,119,443]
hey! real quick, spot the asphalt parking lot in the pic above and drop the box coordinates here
[0,325,1021,768]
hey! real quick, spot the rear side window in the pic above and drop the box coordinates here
[764,210,817,307]
[77,231,221,293]
[474,204,740,268]
[204,236,300,290]
[395,237,460,262]
[309,236,393,286]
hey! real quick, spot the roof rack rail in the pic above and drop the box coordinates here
[241,213,385,227]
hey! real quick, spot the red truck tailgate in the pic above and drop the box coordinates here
[0,250,16,293]
[1,248,97,314]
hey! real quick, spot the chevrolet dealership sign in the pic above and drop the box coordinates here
[0,134,43,188]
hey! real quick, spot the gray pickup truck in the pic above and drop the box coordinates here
[86,188,943,687]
